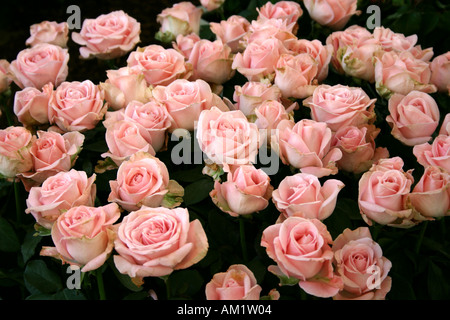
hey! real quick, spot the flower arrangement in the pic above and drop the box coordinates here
[0,0,449,303]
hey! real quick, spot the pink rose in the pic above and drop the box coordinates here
[113,206,208,278]
[187,39,235,85]
[430,51,450,93]
[205,264,262,300]
[303,84,376,132]
[303,0,360,30]
[127,45,189,87]
[0,126,34,178]
[14,83,52,126]
[196,107,261,172]
[413,135,450,173]
[72,10,140,60]
[332,125,389,174]
[271,119,343,178]
[100,66,151,111]
[386,91,440,146]
[409,166,450,218]
[244,18,297,47]
[257,1,303,33]
[40,203,120,272]
[9,43,69,90]
[332,227,392,300]
[261,217,343,298]
[254,100,292,132]
[108,152,170,212]
[358,158,416,227]
[26,169,96,229]
[274,53,319,99]
[102,119,156,167]
[172,33,201,59]
[18,130,84,191]
[200,0,225,12]
[156,2,203,42]
[439,113,450,136]
[374,50,437,98]
[210,16,250,53]
[326,26,381,82]
[105,100,171,152]
[26,21,69,48]
[232,37,288,82]
[210,164,273,217]
[287,39,333,82]
[0,60,11,93]
[48,80,108,132]
[151,79,229,132]
[373,27,417,53]
[272,172,344,220]
[232,81,282,116]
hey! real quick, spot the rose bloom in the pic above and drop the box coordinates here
[100,66,151,111]
[274,53,319,99]
[332,125,389,174]
[261,217,343,298]
[386,91,440,146]
[326,26,381,83]
[9,43,69,90]
[413,134,450,173]
[187,39,235,85]
[205,264,262,300]
[409,166,450,218]
[244,18,297,47]
[151,79,229,132]
[113,206,208,278]
[196,107,261,172]
[303,0,360,30]
[303,84,376,132]
[0,126,34,178]
[358,158,416,227]
[172,33,201,59]
[48,80,108,132]
[26,21,69,48]
[108,152,170,212]
[14,83,52,126]
[332,227,392,300]
[232,37,288,82]
[271,119,343,178]
[102,119,156,166]
[72,10,140,60]
[105,100,171,153]
[40,203,121,272]
[156,2,203,42]
[254,99,293,132]
[26,169,96,229]
[18,130,84,191]
[232,81,282,116]
[210,15,250,53]
[440,113,450,136]
[286,39,333,83]
[200,0,224,12]
[257,1,303,33]
[272,172,344,220]
[0,60,11,93]
[210,164,273,217]
[430,51,450,93]
[127,45,189,87]
[374,50,437,98]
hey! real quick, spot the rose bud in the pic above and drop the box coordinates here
[303,0,360,30]
[26,169,96,229]
[200,0,225,12]
[14,83,53,127]
[232,81,282,116]
[26,21,69,48]
[0,60,12,93]
[413,134,450,174]
[257,1,303,34]
[210,15,250,53]
[430,51,450,93]
[0,126,34,179]
[40,203,121,272]
[205,264,262,300]
[172,33,201,59]
[72,10,140,60]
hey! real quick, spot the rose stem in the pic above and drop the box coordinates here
[13,180,22,224]
[239,217,248,263]
[415,221,428,255]
[96,269,106,300]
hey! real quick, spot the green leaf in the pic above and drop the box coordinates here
[0,217,20,252]
[108,259,143,293]
[167,270,204,298]
[23,260,63,295]
[427,262,448,299]
[21,230,43,263]
[183,178,214,206]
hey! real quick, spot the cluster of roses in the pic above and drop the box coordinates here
[0,0,448,301]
